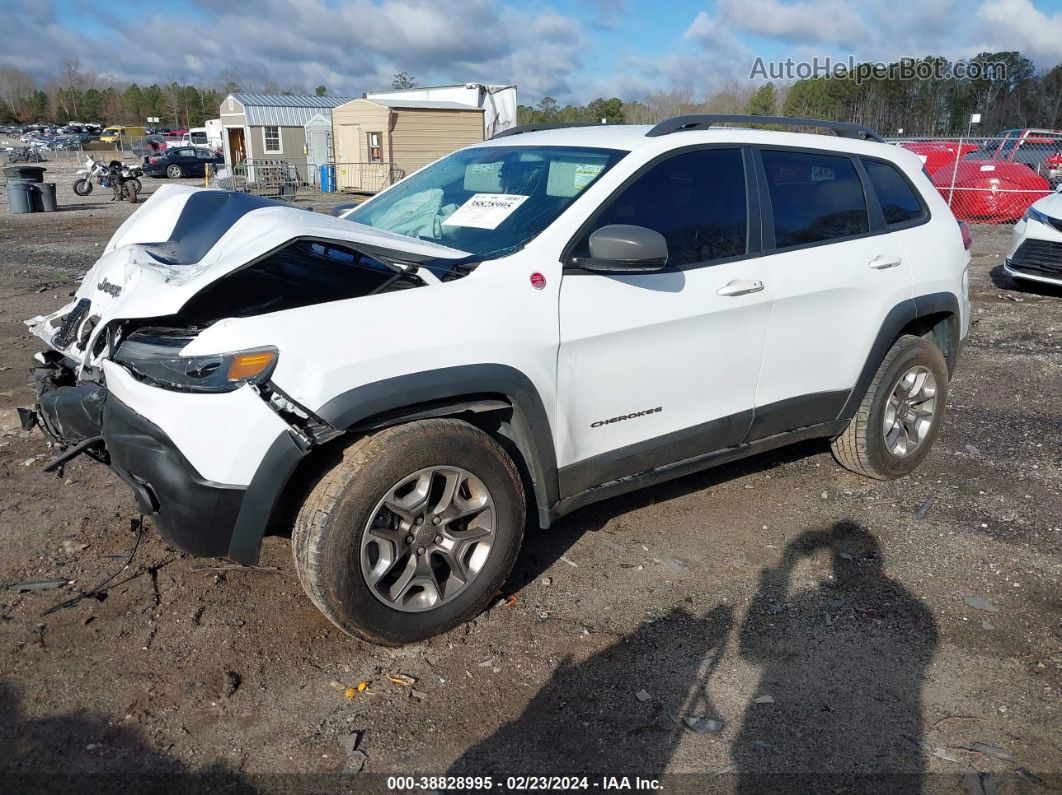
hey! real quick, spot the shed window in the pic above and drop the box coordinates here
[367,132,382,162]
[263,126,281,154]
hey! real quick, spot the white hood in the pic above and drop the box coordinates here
[26,186,469,366]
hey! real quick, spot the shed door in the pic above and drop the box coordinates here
[306,128,329,169]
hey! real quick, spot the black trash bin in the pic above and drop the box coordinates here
[37,182,58,212]
[3,165,46,183]
[6,182,34,214]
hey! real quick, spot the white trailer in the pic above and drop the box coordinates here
[365,83,517,138]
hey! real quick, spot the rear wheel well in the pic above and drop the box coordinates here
[899,311,959,374]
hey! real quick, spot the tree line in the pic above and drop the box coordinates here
[520,52,1061,137]
[4,52,1060,136]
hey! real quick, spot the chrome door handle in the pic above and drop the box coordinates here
[717,279,764,297]
[869,255,902,269]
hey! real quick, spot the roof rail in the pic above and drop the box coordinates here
[645,115,884,143]
[490,122,603,140]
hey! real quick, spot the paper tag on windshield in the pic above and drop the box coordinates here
[442,193,529,230]
[573,163,605,189]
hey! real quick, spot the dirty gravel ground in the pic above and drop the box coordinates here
[0,167,1059,792]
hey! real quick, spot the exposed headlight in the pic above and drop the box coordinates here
[113,327,277,392]
[1022,205,1062,231]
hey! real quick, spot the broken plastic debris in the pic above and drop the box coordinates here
[963,742,1013,761]
[559,555,579,568]
[10,579,72,592]
[338,731,367,775]
[635,689,651,702]
[386,673,416,687]
[337,731,362,756]
[665,559,690,575]
[963,596,999,612]
[913,499,934,520]
[683,716,724,733]
[754,695,775,704]
[503,595,518,607]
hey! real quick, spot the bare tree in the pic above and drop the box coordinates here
[0,66,36,121]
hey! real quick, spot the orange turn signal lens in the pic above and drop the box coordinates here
[226,350,277,381]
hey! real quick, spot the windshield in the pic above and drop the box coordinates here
[345,145,626,259]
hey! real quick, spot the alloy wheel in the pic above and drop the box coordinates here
[882,365,937,457]
[360,466,495,612]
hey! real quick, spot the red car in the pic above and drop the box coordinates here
[900,140,978,174]
[931,129,1060,223]
[1043,149,1061,187]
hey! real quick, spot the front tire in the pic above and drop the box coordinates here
[292,419,526,645]
[72,178,92,196]
[831,335,949,480]
[166,164,183,179]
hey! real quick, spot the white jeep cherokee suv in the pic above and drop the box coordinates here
[26,115,970,645]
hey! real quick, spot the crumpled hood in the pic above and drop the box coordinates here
[26,185,469,366]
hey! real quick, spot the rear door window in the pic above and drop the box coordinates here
[862,159,925,226]
[760,150,869,249]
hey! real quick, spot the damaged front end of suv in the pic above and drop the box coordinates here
[25,184,474,562]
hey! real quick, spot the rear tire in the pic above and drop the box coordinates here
[292,419,525,646]
[166,164,183,179]
[831,335,949,480]
[72,178,92,196]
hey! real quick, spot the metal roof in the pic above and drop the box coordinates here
[227,94,355,127]
[373,99,484,111]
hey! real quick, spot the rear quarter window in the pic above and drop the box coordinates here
[862,159,925,226]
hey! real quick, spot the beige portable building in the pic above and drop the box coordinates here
[330,98,484,191]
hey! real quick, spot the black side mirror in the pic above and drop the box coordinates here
[570,224,668,273]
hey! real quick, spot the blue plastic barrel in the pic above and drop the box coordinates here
[320,164,335,193]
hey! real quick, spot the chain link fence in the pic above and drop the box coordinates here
[887,134,1061,224]
[208,158,404,201]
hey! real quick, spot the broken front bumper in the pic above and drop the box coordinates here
[33,358,305,563]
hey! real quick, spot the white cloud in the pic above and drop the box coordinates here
[717,0,867,46]
[0,0,591,102]
[976,0,1062,60]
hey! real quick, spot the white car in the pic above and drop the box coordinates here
[1005,191,1062,287]
[25,115,971,645]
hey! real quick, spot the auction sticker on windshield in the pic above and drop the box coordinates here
[442,193,529,230]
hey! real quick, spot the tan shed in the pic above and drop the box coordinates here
[331,98,484,191]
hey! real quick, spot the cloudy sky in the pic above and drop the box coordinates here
[3,0,1061,103]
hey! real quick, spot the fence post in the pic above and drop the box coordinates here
[946,137,963,208]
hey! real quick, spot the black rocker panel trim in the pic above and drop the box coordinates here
[554,419,848,520]
[559,410,753,498]
[747,390,850,442]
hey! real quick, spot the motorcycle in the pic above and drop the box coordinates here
[106,160,140,203]
[73,157,142,197]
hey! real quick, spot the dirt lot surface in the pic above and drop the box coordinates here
[0,170,1059,792]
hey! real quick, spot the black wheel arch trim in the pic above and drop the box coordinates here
[228,365,559,564]
[326,364,557,513]
[837,291,961,423]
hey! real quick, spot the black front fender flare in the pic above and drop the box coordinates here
[227,364,559,564]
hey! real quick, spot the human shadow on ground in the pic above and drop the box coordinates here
[0,681,253,794]
[449,604,735,777]
[454,520,938,788]
[734,521,938,791]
